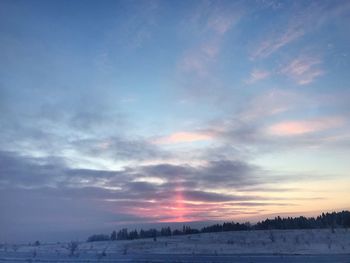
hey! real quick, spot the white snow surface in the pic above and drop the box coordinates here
[0,229,349,262]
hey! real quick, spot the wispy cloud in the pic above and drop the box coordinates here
[197,89,350,152]
[73,136,167,162]
[246,69,271,84]
[206,6,241,35]
[110,0,159,49]
[281,55,324,85]
[250,1,348,60]
[179,2,243,76]
[180,42,220,76]
[251,26,304,59]
[240,89,301,121]
[182,1,243,36]
[267,117,345,136]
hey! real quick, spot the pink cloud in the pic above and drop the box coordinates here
[251,2,350,60]
[201,41,220,58]
[207,11,241,35]
[240,89,301,121]
[246,69,271,84]
[281,55,324,85]
[267,117,344,136]
[179,39,224,77]
[179,3,242,76]
[185,1,242,36]
[181,52,209,76]
[251,26,304,59]
[154,131,215,144]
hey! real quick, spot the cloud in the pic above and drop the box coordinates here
[250,1,349,60]
[153,131,215,144]
[0,89,168,166]
[246,55,323,86]
[206,5,242,35]
[196,88,350,153]
[281,55,324,85]
[0,147,335,242]
[179,39,223,77]
[182,1,243,36]
[0,151,258,192]
[199,89,304,145]
[105,0,160,50]
[194,160,260,188]
[178,1,243,76]
[251,26,304,59]
[73,136,167,162]
[240,89,303,121]
[267,117,345,136]
[246,69,271,84]
[0,151,292,216]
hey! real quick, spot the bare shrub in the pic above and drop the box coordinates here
[123,246,128,255]
[328,241,332,250]
[282,236,286,243]
[331,225,335,234]
[269,231,275,243]
[12,245,18,252]
[68,241,79,256]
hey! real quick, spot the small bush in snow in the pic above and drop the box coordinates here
[68,241,79,256]
[294,236,300,245]
[269,231,275,243]
[123,247,128,255]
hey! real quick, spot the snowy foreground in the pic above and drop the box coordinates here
[1,229,350,262]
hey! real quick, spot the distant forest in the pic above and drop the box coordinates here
[87,211,350,242]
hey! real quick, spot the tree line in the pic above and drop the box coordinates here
[87,210,350,242]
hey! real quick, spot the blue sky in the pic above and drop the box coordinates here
[1,0,350,242]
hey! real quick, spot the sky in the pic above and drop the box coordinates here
[1,0,350,242]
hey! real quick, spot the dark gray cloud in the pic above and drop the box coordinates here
[0,151,65,187]
[137,160,260,189]
[142,163,194,178]
[196,160,259,187]
[0,150,303,207]
[0,150,327,242]
[0,150,308,195]
[182,190,254,202]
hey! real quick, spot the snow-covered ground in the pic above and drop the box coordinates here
[0,229,349,262]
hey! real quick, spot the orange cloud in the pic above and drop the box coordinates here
[154,131,214,144]
[267,117,344,136]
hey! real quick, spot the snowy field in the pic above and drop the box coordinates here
[0,229,349,262]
